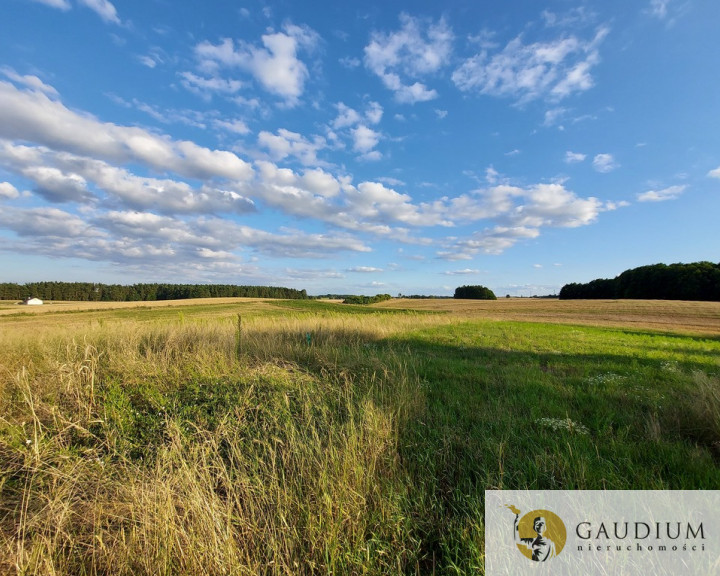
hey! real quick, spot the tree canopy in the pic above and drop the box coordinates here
[453,285,497,300]
[559,262,720,301]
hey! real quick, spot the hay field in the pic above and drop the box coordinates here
[377,297,720,335]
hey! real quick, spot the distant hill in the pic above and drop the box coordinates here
[559,262,720,301]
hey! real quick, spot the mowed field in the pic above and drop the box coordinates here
[2,297,719,574]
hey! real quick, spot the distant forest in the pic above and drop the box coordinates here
[559,262,720,301]
[0,282,307,302]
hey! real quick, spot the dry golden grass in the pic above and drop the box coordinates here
[0,297,274,316]
[376,298,720,335]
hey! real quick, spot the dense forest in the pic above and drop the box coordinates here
[0,282,307,302]
[559,262,720,301]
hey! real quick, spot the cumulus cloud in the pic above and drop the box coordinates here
[332,103,362,129]
[0,142,257,214]
[0,67,59,97]
[0,81,254,182]
[592,153,619,173]
[636,184,686,202]
[193,23,319,106]
[351,125,381,155]
[364,13,453,104]
[257,129,327,166]
[0,181,20,199]
[452,26,609,104]
[329,102,385,159]
[0,206,98,238]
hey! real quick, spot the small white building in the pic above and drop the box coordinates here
[21,297,44,306]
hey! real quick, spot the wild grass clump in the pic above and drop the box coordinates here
[1,312,428,575]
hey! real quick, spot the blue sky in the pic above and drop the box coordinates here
[1,0,718,296]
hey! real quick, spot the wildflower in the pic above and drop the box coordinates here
[535,417,589,435]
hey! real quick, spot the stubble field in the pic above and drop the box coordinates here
[1,297,719,574]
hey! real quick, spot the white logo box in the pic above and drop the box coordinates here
[485,490,720,576]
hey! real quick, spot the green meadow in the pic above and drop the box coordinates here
[1,298,719,574]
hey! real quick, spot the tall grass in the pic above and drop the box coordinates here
[1,302,719,574]
[1,312,429,575]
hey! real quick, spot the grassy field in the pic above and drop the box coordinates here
[1,298,719,574]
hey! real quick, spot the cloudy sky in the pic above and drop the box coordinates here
[1,0,718,296]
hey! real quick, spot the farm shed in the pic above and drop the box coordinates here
[21,297,44,305]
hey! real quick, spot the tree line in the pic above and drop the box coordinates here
[559,262,720,301]
[342,294,393,305]
[0,282,307,302]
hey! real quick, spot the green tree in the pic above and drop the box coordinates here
[453,285,497,300]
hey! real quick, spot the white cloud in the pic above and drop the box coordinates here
[30,0,71,10]
[257,129,327,166]
[194,23,319,106]
[138,55,158,69]
[443,268,480,275]
[364,14,453,104]
[0,142,256,215]
[347,266,383,273]
[179,72,243,97]
[0,206,97,238]
[592,153,619,173]
[0,80,254,182]
[0,67,59,97]
[542,8,595,29]
[447,182,607,233]
[0,181,19,199]
[637,184,686,202]
[565,151,586,163]
[708,166,720,179]
[212,118,250,135]
[77,0,121,25]
[649,0,670,19]
[365,101,384,125]
[485,166,500,184]
[21,165,91,203]
[439,226,541,260]
[453,27,609,104]
[351,125,380,154]
[544,107,567,127]
[332,103,362,129]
